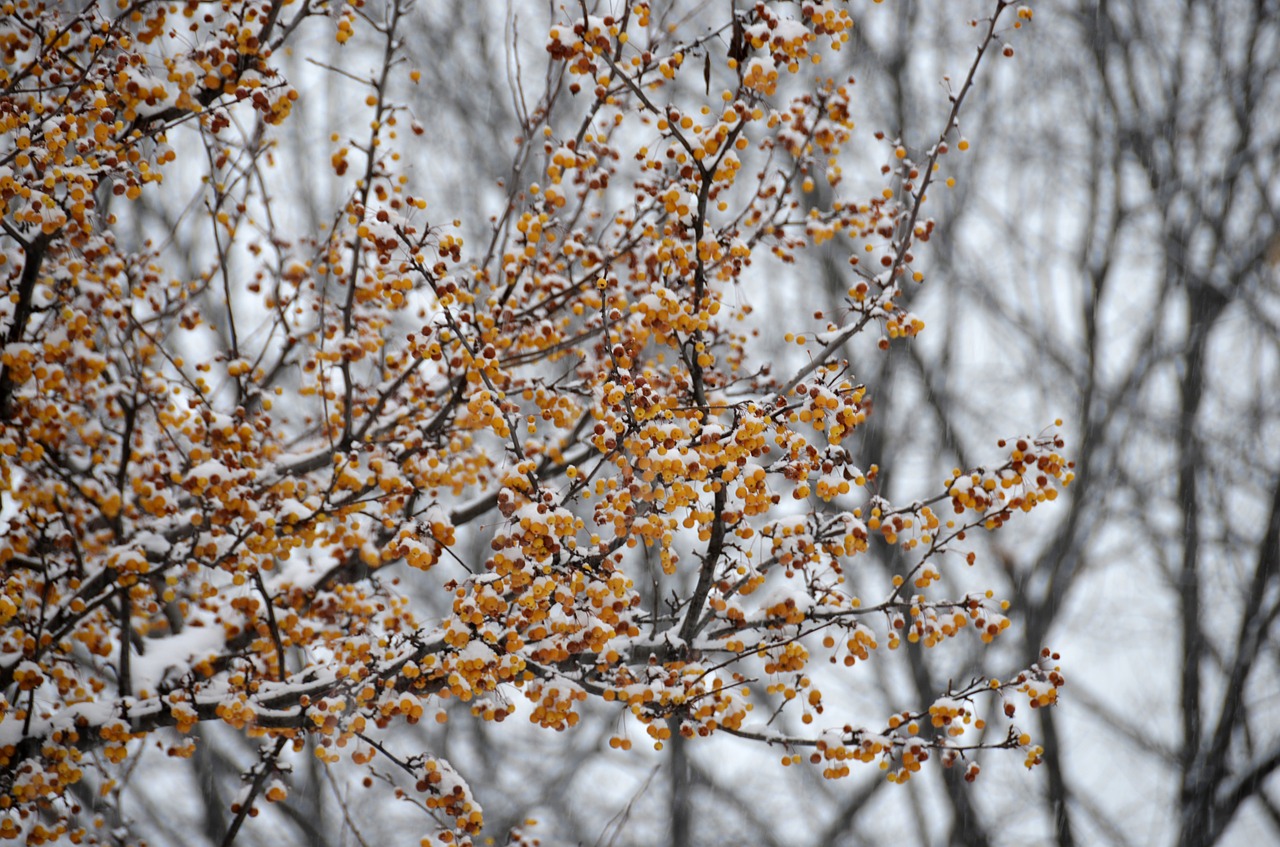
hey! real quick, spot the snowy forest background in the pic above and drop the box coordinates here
[6,0,1280,845]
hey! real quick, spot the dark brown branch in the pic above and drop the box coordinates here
[220,736,288,847]
[253,571,289,680]
[0,232,53,417]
